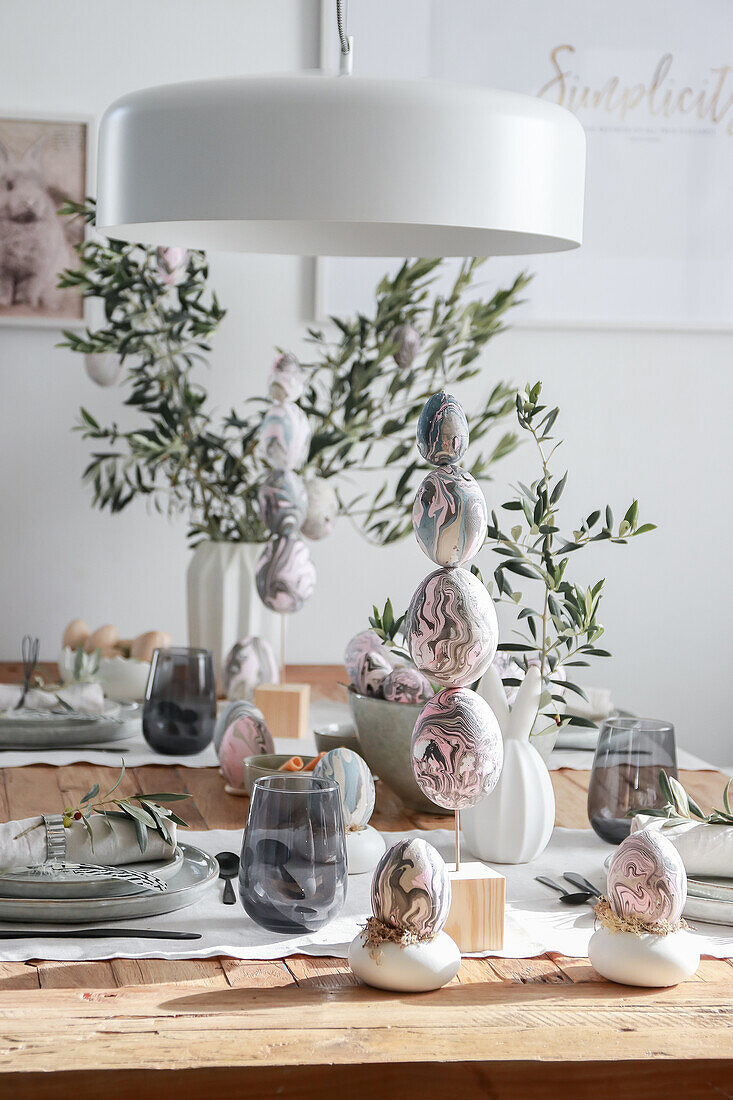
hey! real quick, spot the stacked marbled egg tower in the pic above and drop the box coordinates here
[255,355,317,614]
[406,392,503,822]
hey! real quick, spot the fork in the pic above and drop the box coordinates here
[14,635,40,710]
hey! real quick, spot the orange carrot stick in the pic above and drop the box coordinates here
[302,752,327,772]
[278,756,304,772]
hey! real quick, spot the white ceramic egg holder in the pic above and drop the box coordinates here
[312,747,386,876]
[346,825,386,875]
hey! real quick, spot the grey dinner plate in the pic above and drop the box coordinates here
[0,845,184,900]
[0,702,140,749]
[0,844,217,923]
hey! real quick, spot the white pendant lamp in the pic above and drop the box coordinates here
[96,5,585,257]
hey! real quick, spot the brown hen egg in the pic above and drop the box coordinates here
[62,619,90,650]
[84,624,119,653]
[130,631,172,663]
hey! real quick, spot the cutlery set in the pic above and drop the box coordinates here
[536,873,601,906]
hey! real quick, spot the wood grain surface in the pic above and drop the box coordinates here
[0,663,730,1095]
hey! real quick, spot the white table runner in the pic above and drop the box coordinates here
[0,826,731,963]
[0,697,716,773]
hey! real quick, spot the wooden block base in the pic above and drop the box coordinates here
[444,861,505,953]
[254,682,310,740]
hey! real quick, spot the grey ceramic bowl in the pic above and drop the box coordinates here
[313,722,363,759]
[242,753,317,795]
[347,690,443,815]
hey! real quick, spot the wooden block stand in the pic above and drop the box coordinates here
[444,861,505,952]
[254,682,310,740]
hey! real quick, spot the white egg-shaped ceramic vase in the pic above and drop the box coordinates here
[588,926,700,987]
[462,666,554,864]
[346,825,386,875]
[348,930,461,992]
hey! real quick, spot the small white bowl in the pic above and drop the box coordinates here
[98,655,151,702]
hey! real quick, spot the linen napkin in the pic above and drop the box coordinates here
[631,814,733,877]
[0,682,107,715]
[0,815,177,871]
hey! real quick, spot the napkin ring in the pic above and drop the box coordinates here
[43,814,67,864]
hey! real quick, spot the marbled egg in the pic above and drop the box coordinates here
[314,747,375,829]
[218,709,274,788]
[607,829,687,926]
[256,402,311,470]
[268,353,305,403]
[411,686,503,810]
[406,566,498,686]
[392,323,421,370]
[371,838,451,938]
[214,699,262,754]
[416,391,469,466]
[382,667,434,705]
[222,636,279,701]
[256,535,317,614]
[412,465,488,567]
[302,475,338,541]
[344,630,399,682]
[258,469,308,536]
[352,649,392,697]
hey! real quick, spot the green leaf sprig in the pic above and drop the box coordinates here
[635,770,733,827]
[368,598,409,660]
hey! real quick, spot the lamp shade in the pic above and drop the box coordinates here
[96,73,585,257]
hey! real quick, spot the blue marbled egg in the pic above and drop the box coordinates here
[412,465,487,567]
[314,747,375,829]
[416,392,469,466]
[258,469,308,536]
[371,838,451,937]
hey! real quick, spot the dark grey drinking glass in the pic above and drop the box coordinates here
[587,718,677,844]
[142,647,216,755]
[239,775,347,934]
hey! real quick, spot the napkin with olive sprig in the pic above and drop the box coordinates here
[0,764,189,871]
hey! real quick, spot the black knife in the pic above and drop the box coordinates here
[563,873,601,897]
[0,928,201,940]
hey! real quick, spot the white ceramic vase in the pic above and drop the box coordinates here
[186,542,281,681]
[463,665,555,865]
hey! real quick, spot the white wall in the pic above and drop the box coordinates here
[1,1,730,763]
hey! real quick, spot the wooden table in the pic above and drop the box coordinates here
[0,665,732,1096]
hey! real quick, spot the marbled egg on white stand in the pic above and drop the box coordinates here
[406,566,498,686]
[349,838,460,991]
[411,687,503,810]
[218,708,274,790]
[416,391,469,466]
[313,747,384,874]
[222,636,279,701]
[589,829,700,987]
[412,465,488,567]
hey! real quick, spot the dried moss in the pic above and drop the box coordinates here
[594,895,687,937]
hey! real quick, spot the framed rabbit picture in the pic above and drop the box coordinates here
[0,115,88,327]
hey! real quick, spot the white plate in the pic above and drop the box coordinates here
[0,846,184,900]
[0,703,140,749]
[0,844,217,923]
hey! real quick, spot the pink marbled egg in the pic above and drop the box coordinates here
[256,402,310,470]
[406,567,498,687]
[382,667,434,705]
[344,630,399,682]
[411,686,503,811]
[219,710,274,788]
[607,829,687,925]
[268,353,305,403]
[222,636,278,701]
[352,649,391,697]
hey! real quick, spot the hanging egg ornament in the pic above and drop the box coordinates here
[222,636,279,701]
[607,829,687,926]
[392,323,421,370]
[412,465,488,567]
[268,352,305,403]
[218,709,274,788]
[258,469,308,536]
[314,747,375,829]
[411,686,503,810]
[256,535,317,614]
[371,838,451,938]
[416,391,469,466]
[406,566,498,686]
[382,667,434,705]
[302,475,338,541]
[352,648,392,698]
[256,401,311,470]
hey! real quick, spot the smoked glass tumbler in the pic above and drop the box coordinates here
[142,646,216,755]
[587,717,677,844]
[239,775,347,934]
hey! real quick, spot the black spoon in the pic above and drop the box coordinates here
[216,851,239,905]
[535,876,596,906]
